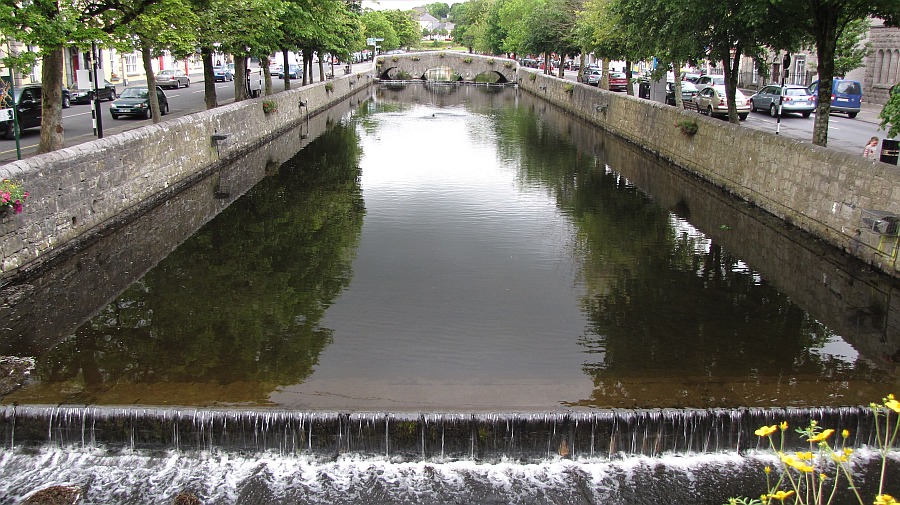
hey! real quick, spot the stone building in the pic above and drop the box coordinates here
[857,18,900,106]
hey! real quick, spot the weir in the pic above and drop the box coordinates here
[0,406,878,460]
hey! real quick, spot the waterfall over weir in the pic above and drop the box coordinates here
[0,405,879,460]
[0,406,895,505]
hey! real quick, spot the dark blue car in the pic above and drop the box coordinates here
[807,79,862,119]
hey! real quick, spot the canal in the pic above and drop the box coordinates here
[0,82,897,503]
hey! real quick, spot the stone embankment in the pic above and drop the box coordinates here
[517,68,900,278]
[0,74,373,283]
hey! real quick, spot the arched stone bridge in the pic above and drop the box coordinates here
[374,52,518,83]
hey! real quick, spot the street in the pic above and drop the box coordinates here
[0,65,341,164]
[1,68,889,164]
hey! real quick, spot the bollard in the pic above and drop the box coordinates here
[880,138,899,165]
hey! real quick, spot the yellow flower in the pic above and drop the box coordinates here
[875,494,898,505]
[782,454,814,473]
[780,421,788,431]
[796,451,814,461]
[885,398,900,414]
[756,425,778,437]
[764,466,771,474]
[767,490,795,501]
[843,448,853,456]
[808,429,835,443]
[831,453,848,463]
[820,473,827,481]
[842,429,850,438]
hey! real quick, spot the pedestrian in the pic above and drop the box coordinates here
[864,136,879,161]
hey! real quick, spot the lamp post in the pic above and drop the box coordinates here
[776,53,790,136]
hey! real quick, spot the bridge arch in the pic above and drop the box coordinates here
[374,52,518,83]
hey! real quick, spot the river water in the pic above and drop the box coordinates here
[0,83,898,503]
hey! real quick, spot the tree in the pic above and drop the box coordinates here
[834,18,871,77]
[0,0,155,152]
[113,0,199,123]
[361,10,400,52]
[879,86,900,139]
[523,0,581,78]
[426,2,451,20]
[383,10,420,50]
[772,0,900,146]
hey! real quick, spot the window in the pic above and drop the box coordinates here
[792,57,805,86]
[126,53,139,75]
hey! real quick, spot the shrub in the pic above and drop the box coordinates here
[463,57,473,64]
[262,100,277,114]
[324,82,334,93]
[675,118,698,135]
[563,83,575,94]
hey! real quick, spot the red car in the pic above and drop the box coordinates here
[608,72,628,92]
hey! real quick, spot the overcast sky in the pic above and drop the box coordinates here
[361,0,464,10]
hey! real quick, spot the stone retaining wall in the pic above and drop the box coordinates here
[0,74,373,282]
[516,68,900,277]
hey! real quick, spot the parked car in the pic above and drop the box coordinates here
[213,66,234,82]
[681,72,701,83]
[281,64,301,79]
[749,84,815,118]
[0,84,71,139]
[693,84,750,120]
[807,79,862,119]
[581,68,602,86]
[695,74,725,87]
[109,86,169,120]
[268,63,283,77]
[155,69,190,89]
[608,71,628,92]
[665,80,699,105]
[68,80,117,104]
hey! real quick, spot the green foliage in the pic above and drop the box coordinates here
[463,57,473,63]
[879,87,900,139]
[262,100,278,113]
[324,82,334,92]
[675,118,698,135]
[834,18,871,77]
[383,9,420,49]
[563,83,575,93]
[426,2,451,19]
[361,10,400,51]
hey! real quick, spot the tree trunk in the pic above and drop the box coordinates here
[578,52,586,82]
[673,60,683,108]
[557,54,564,79]
[140,44,161,124]
[812,14,839,147]
[260,55,272,96]
[624,60,634,96]
[201,47,218,109]
[543,53,550,75]
[233,56,248,102]
[318,51,325,82]
[37,46,65,154]
[282,49,292,91]
[600,59,609,90]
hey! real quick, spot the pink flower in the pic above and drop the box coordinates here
[13,201,22,213]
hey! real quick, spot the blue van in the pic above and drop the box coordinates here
[807,79,862,118]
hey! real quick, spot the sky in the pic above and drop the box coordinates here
[361,0,464,10]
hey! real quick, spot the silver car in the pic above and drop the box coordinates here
[581,68,602,86]
[749,84,815,118]
[155,69,190,89]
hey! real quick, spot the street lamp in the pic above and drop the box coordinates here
[776,53,790,135]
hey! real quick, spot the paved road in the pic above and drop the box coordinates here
[2,67,891,164]
[0,63,349,165]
